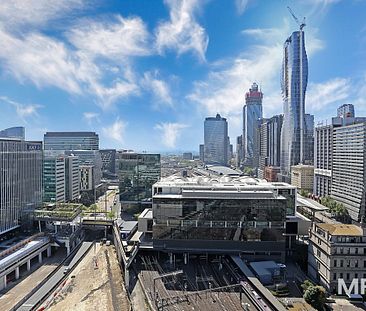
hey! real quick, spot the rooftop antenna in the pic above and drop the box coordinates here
[287,6,306,31]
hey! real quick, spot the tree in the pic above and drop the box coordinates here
[303,285,326,311]
[301,280,314,292]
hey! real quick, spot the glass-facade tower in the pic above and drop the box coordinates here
[243,83,263,168]
[280,31,308,176]
[204,114,228,165]
[0,139,42,234]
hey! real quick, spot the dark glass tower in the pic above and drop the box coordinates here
[280,30,308,176]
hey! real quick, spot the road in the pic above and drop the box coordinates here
[17,242,93,311]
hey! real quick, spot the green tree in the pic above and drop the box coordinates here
[301,280,314,292]
[303,285,326,311]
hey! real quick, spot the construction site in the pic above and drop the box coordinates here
[44,243,130,311]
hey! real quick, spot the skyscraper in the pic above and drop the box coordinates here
[243,83,263,168]
[204,114,228,165]
[280,30,308,176]
[0,138,42,233]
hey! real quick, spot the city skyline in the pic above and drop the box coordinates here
[0,1,366,151]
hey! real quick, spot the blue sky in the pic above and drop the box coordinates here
[0,0,366,152]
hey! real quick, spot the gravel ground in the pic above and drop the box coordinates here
[47,244,130,311]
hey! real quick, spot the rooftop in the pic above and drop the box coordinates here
[317,223,363,236]
[154,175,295,190]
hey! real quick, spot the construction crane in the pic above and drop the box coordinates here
[287,6,306,31]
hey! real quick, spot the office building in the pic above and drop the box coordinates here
[203,114,229,165]
[0,127,25,140]
[314,124,333,198]
[0,139,42,234]
[100,149,116,178]
[280,30,309,176]
[291,164,314,192]
[44,131,99,151]
[43,153,80,203]
[116,152,161,201]
[337,103,355,118]
[65,156,80,201]
[43,155,66,203]
[44,132,101,189]
[65,150,102,187]
[80,165,94,191]
[258,115,283,179]
[152,175,296,260]
[243,83,263,168]
[308,222,366,294]
[330,122,366,222]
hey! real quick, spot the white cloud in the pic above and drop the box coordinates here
[154,122,188,148]
[83,112,100,124]
[67,15,150,60]
[306,78,350,112]
[0,0,85,29]
[142,71,173,107]
[235,0,249,15]
[102,119,126,143]
[188,21,325,137]
[155,0,208,61]
[0,96,42,121]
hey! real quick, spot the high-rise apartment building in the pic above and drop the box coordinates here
[280,30,309,176]
[330,122,366,222]
[0,139,42,234]
[0,127,25,140]
[203,114,228,165]
[44,132,99,151]
[314,124,333,197]
[243,83,263,168]
[337,103,355,118]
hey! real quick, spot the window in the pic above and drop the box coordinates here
[340,273,343,278]
[355,261,358,268]
[340,260,344,268]
[334,259,337,267]
[346,273,350,280]
[355,248,358,254]
[355,273,358,279]
[333,273,337,280]
[317,249,321,257]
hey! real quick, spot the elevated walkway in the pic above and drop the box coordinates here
[0,235,51,291]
